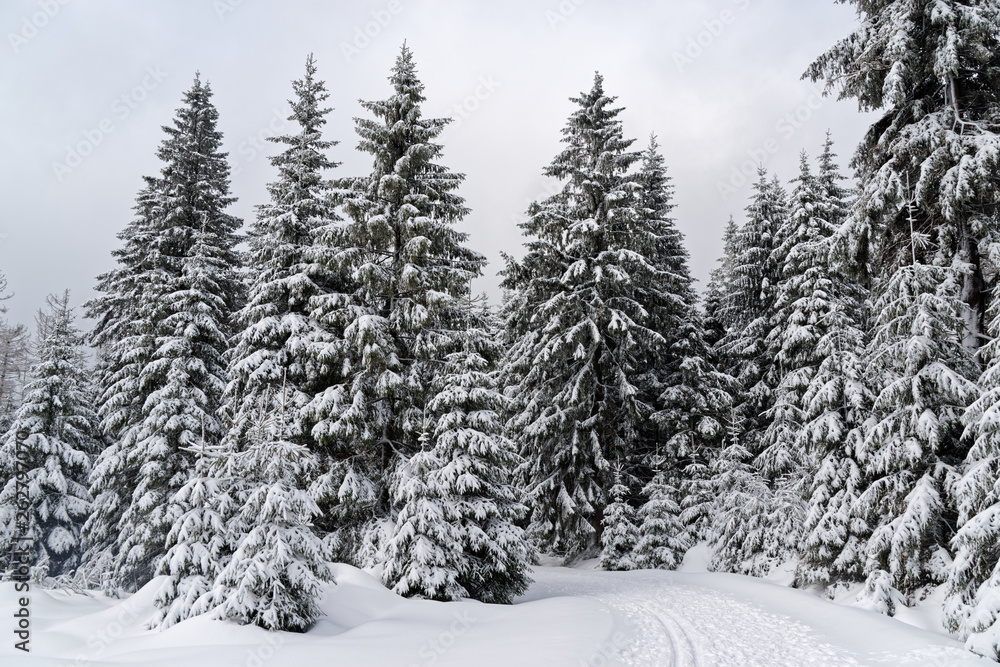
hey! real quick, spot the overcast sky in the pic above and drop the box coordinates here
[0,0,876,331]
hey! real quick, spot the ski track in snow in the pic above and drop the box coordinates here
[535,570,978,667]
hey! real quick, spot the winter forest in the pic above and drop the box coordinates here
[4,0,1000,664]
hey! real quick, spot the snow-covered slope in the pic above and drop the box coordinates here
[2,561,993,666]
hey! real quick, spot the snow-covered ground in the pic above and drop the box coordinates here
[2,556,994,666]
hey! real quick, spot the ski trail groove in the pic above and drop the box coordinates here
[534,569,869,666]
[641,603,706,667]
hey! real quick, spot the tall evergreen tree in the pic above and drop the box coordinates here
[793,139,874,586]
[859,260,979,594]
[226,54,342,457]
[214,381,333,632]
[754,151,853,567]
[807,1,1000,352]
[709,170,790,575]
[84,75,243,591]
[638,136,730,543]
[721,170,788,460]
[945,324,1000,649]
[425,319,533,603]
[809,5,1000,632]
[0,292,98,580]
[304,45,484,566]
[383,438,466,601]
[703,216,740,353]
[501,74,666,557]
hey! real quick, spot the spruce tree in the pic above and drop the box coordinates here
[0,292,97,580]
[303,45,484,566]
[84,75,243,591]
[755,150,857,568]
[758,153,826,486]
[426,320,532,603]
[720,170,788,460]
[383,440,466,601]
[708,435,777,576]
[709,170,790,575]
[859,260,979,594]
[807,0,1000,348]
[794,138,873,587]
[151,436,232,629]
[599,470,638,571]
[635,461,689,571]
[703,216,740,353]
[501,74,669,557]
[639,136,730,544]
[214,381,333,632]
[946,316,1000,649]
[226,54,342,457]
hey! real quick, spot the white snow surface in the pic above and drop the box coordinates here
[2,556,993,666]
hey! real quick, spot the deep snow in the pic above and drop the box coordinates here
[1,555,994,666]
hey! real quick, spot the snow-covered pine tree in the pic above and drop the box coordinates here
[794,138,873,587]
[425,315,533,603]
[796,339,871,584]
[635,459,689,571]
[720,169,788,460]
[754,150,854,569]
[600,467,638,571]
[858,257,979,594]
[226,54,342,464]
[501,74,669,558]
[702,216,740,353]
[82,184,163,586]
[383,434,466,601]
[708,433,777,577]
[638,136,730,545]
[0,322,31,434]
[303,45,484,567]
[855,569,906,617]
[84,75,243,591]
[151,431,233,629]
[0,292,98,580]
[709,170,790,575]
[807,0,1000,349]
[947,260,1000,651]
[0,272,30,434]
[214,380,333,632]
[810,3,1000,620]
[944,324,1000,645]
[758,153,826,488]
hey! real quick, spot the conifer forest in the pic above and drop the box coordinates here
[4,1,1000,664]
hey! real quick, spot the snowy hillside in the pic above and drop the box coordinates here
[3,558,992,667]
